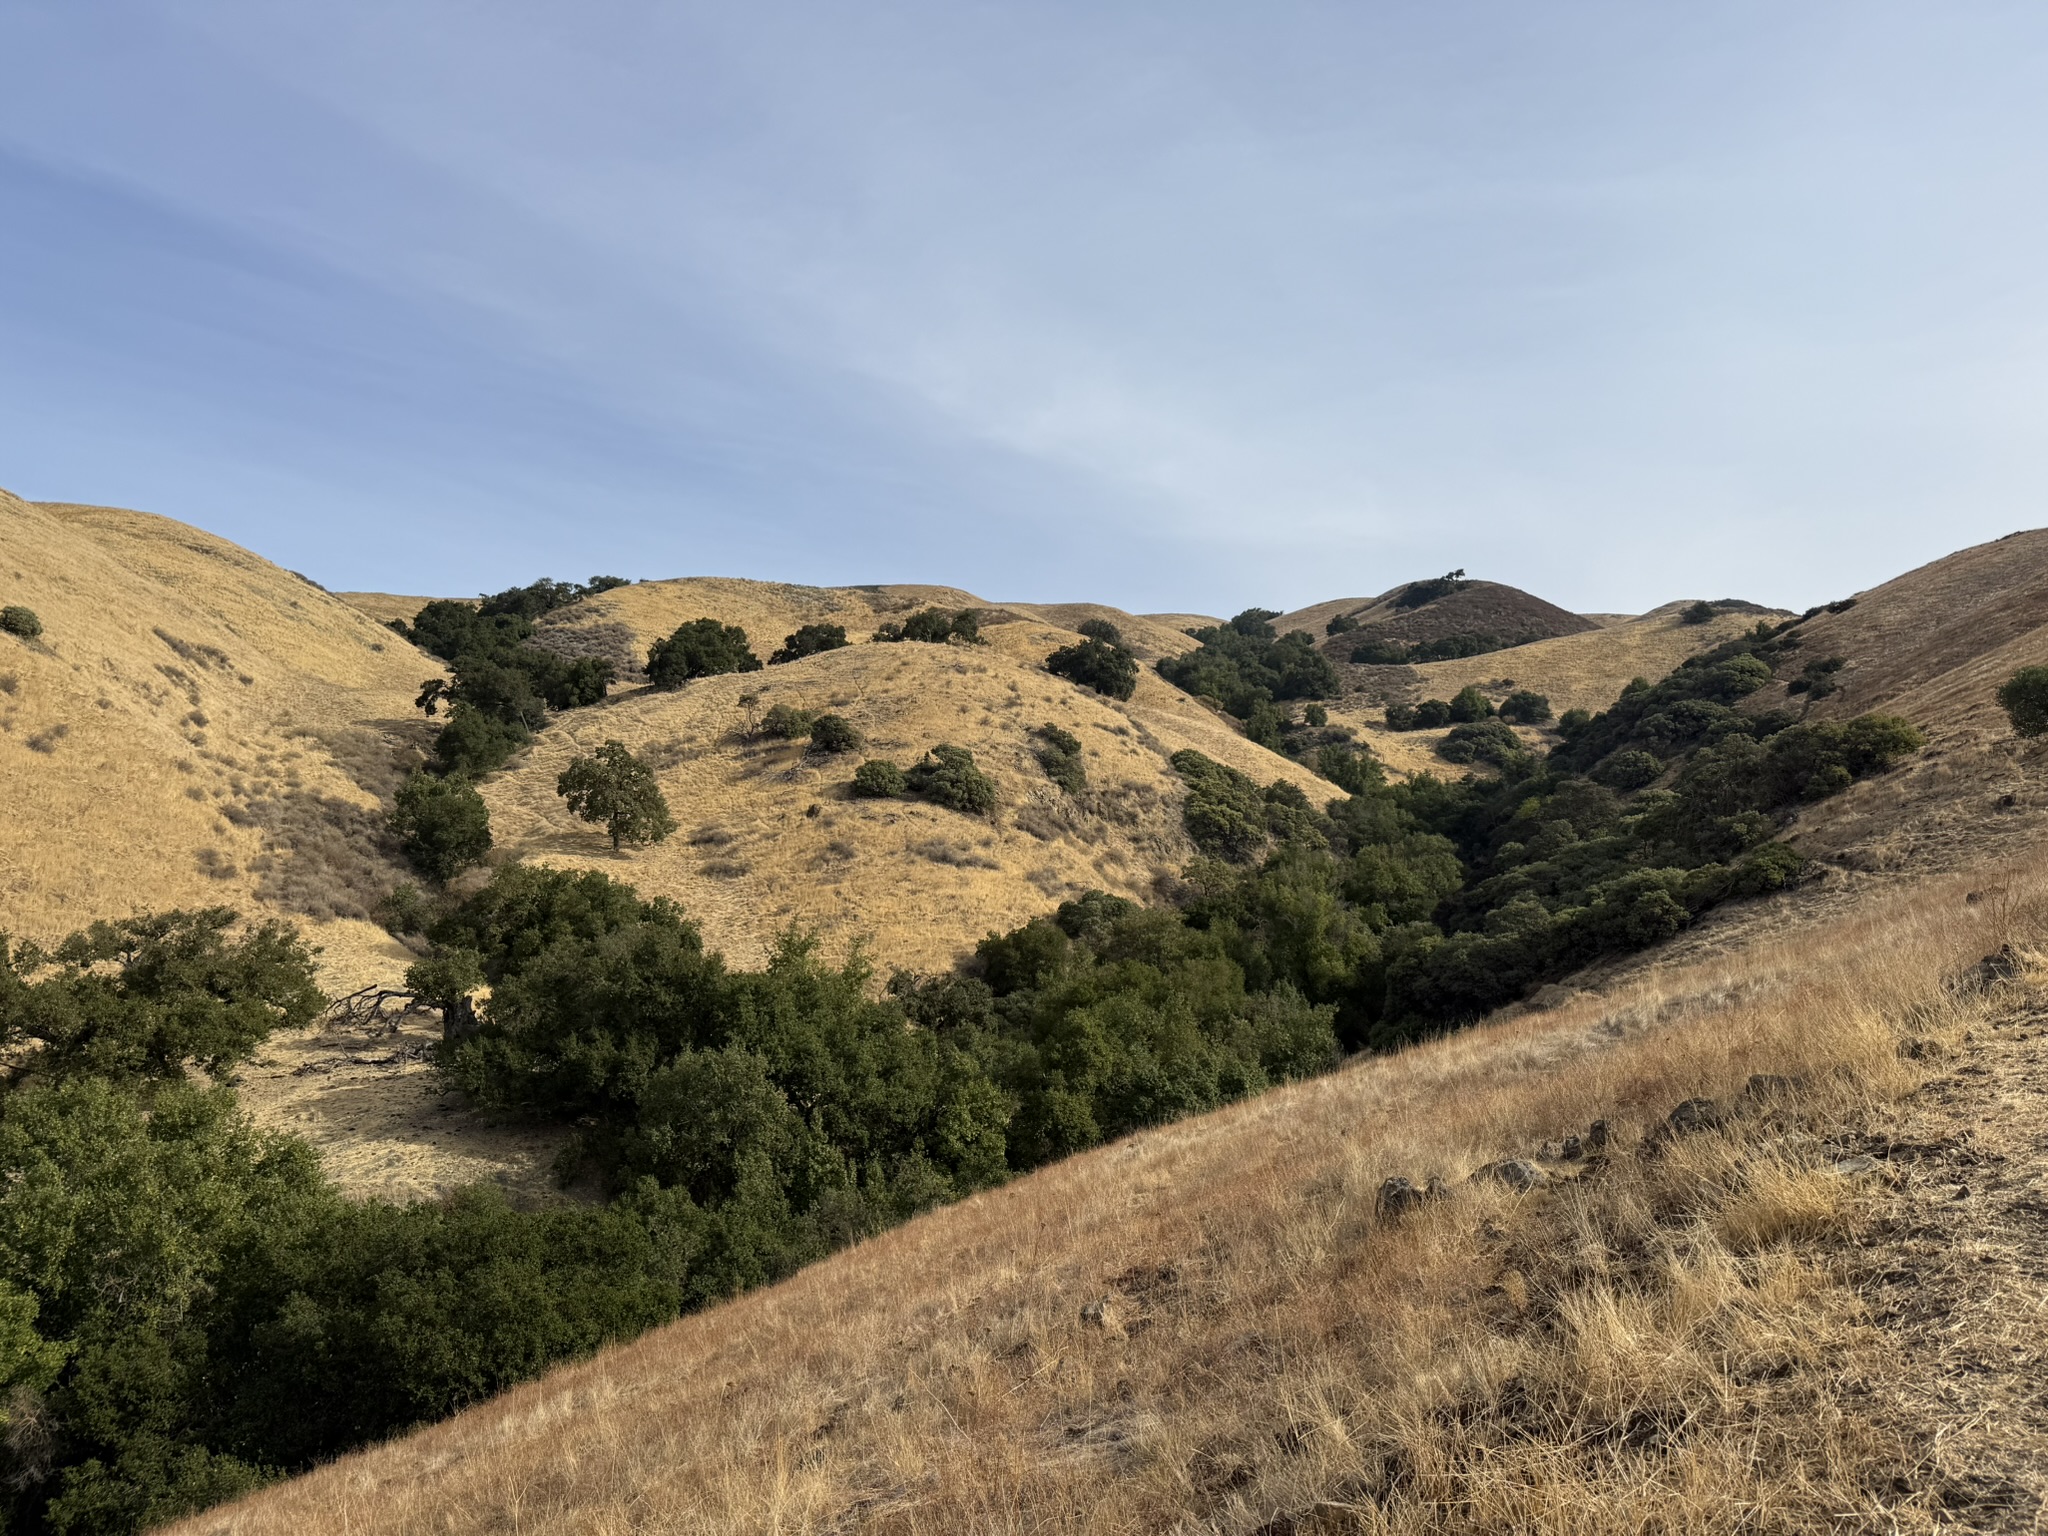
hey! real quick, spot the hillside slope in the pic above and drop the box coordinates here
[169,828,2048,1535]
[0,491,426,985]
[463,579,1325,971]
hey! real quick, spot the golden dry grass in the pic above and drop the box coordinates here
[166,835,2046,1535]
[455,579,1327,973]
[0,492,425,986]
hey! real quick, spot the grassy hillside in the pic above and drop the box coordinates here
[0,491,425,985]
[459,578,1327,972]
[165,834,2048,1535]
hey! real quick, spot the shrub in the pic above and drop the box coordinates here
[1350,637,1410,665]
[375,882,434,936]
[556,741,677,851]
[852,759,907,798]
[1998,667,2048,737]
[1315,742,1383,795]
[881,608,983,645]
[759,703,819,739]
[769,624,848,664]
[646,619,761,688]
[1436,720,1523,768]
[1557,707,1592,738]
[907,745,997,814]
[1681,600,1718,625]
[1384,702,1418,730]
[1412,698,1453,728]
[807,714,863,754]
[1392,570,1468,609]
[1156,610,1337,720]
[1594,749,1664,790]
[1497,690,1551,724]
[1446,686,1494,723]
[390,769,493,881]
[1034,723,1086,795]
[431,704,530,777]
[1325,613,1360,636]
[1076,618,1123,644]
[1045,637,1139,700]
[1302,703,1328,727]
[0,606,42,640]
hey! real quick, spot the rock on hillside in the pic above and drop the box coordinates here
[0,491,427,989]
[467,579,1331,972]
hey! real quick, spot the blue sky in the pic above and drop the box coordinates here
[2,3,2045,615]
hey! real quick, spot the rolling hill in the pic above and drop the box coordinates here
[15,491,2048,1533]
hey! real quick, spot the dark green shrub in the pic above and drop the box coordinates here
[556,741,677,850]
[1593,749,1663,790]
[375,882,434,936]
[807,715,863,754]
[1303,703,1328,727]
[1350,637,1410,665]
[477,576,627,622]
[1392,571,1468,609]
[1436,720,1523,768]
[1325,613,1360,636]
[1034,723,1086,794]
[882,608,983,645]
[431,704,530,777]
[646,620,761,688]
[1315,743,1382,795]
[1076,618,1123,645]
[390,769,493,881]
[769,624,848,664]
[1446,686,1494,723]
[907,745,996,814]
[1557,708,1592,738]
[1681,600,1718,625]
[852,759,907,798]
[1384,702,1418,730]
[760,703,819,739]
[1157,611,1337,720]
[0,606,42,640]
[1998,667,2048,737]
[1045,637,1138,700]
[1497,690,1551,724]
[1412,698,1453,728]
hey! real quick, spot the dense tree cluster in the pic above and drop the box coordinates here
[646,620,761,689]
[1155,609,1338,725]
[1391,570,1469,610]
[872,608,983,645]
[1044,636,1139,700]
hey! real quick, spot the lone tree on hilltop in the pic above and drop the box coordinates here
[389,770,492,882]
[557,740,677,851]
[1998,667,2048,738]
[646,619,761,688]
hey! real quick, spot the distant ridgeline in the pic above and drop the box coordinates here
[0,593,1922,1534]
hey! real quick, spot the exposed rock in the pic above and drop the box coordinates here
[1826,1154,1882,1177]
[1587,1119,1610,1150]
[1560,1134,1584,1161]
[1665,1098,1725,1135]
[1471,1159,1548,1192]
[1376,1175,1449,1222]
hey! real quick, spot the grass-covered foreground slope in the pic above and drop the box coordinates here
[168,835,2048,1535]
